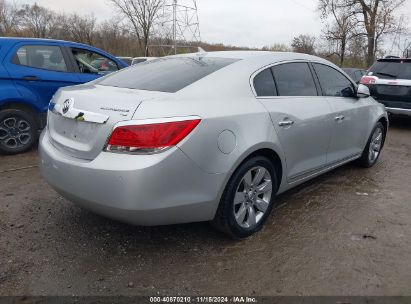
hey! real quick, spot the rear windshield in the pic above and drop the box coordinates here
[369,60,411,80]
[97,57,239,93]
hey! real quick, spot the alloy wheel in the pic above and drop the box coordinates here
[0,116,32,150]
[368,126,383,163]
[233,166,273,229]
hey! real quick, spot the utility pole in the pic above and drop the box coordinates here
[173,0,177,54]
[148,0,201,56]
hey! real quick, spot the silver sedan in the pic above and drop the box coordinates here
[39,51,388,238]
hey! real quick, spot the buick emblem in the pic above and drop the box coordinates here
[62,99,73,115]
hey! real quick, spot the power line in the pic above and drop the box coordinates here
[288,0,313,12]
[148,0,201,56]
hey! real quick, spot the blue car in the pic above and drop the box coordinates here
[0,38,128,154]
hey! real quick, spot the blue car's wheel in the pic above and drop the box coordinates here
[0,109,38,155]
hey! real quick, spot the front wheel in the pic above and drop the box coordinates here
[0,109,38,155]
[355,122,385,168]
[212,156,278,239]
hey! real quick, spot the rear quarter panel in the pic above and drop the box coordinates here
[131,60,288,195]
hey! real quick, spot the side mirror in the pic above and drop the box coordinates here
[341,87,356,98]
[357,84,370,98]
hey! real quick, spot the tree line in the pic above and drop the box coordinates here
[1,0,409,67]
[272,0,409,68]
[318,0,408,67]
[0,0,254,57]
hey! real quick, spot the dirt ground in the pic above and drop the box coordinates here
[1,117,411,297]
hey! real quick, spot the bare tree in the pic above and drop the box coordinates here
[319,0,358,66]
[397,35,411,58]
[347,34,368,67]
[19,3,58,38]
[291,34,316,54]
[60,13,97,45]
[372,1,406,60]
[262,43,291,52]
[319,0,406,66]
[109,0,165,56]
[96,18,143,56]
[0,0,20,36]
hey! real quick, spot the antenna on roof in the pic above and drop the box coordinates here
[196,47,207,60]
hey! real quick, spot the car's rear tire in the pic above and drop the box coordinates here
[0,109,38,155]
[211,156,278,239]
[355,122,385,168]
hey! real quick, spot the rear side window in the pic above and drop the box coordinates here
[369,60,411,80]
[12,45,68,72]
[253,68,277,96]
[97,57,239,93]
[313,63,355,97]
[271,62,317,96]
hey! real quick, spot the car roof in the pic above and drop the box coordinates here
[173,51,339,72]
[377,58,411,63]
[0,37,126,65]
[0,37,96,49]
[174,50,332,64]
[174,50,283,59]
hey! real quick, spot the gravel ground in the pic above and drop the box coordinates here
[1,117,411,296]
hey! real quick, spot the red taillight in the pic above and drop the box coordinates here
[360,76,378,85]
[106,119,201,154]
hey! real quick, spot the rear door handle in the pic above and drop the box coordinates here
[22,76,40,81]
[335,115,345,121]
[279,120,295,127]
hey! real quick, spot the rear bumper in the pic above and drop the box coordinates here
[386,107,411,117]
[39,130,226,226]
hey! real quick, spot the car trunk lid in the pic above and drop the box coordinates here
[47,84,170,160]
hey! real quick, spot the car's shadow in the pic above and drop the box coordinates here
[52,160,366,253]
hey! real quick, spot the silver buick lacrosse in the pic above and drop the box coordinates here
[40,51,388,238]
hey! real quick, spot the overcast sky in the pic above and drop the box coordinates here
[17,0,411,51]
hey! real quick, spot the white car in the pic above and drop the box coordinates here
[131,57,158,65]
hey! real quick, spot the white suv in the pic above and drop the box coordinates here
[361,58,411,116]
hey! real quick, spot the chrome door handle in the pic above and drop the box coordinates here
[335,115,345,121]
[279,120,295,127]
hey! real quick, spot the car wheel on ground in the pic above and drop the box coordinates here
[356,122,385,168]
[212,156,278,239]
[0,109,38,155]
